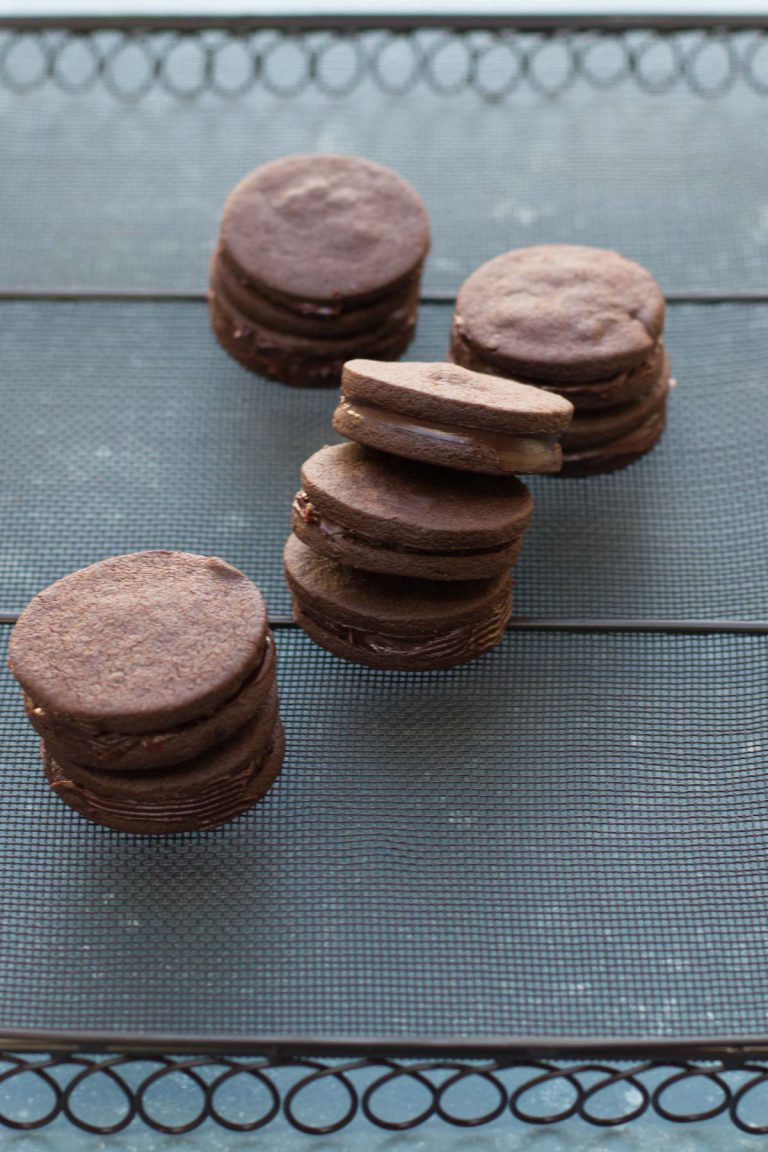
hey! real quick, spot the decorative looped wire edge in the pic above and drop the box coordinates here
[0,27,768,102]
[2,1054,768,1134]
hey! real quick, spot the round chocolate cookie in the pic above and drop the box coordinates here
[293,443,532,581]
[284,534,512,671]
[211,155,429,385]
[209,282,417,387]
[219,154,430,308]
[560,404,668,477]
[44,712,285,835]
[561,373,670,452]
[452,327,669,412]
[453,245,666,383]
[213,248,421,340]
[9,551,269,733]
[332,359,573,475]
[29,636,277,772]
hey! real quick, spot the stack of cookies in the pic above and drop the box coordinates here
[209,154,430,386]
[450,245,671,475]
[8,551,283,834]
[285,359,573,671]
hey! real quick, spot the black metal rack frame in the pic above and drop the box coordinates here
[3,13,768,102]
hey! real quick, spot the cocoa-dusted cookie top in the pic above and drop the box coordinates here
[220,154,430,305]
[300,442,533,550]
[341,360,573,435]
[9,551,269,733]
[454,245,665,382]
[284,533,510,634]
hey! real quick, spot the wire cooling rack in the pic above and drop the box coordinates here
[2,12,768,1137]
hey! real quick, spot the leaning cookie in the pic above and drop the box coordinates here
[293,442,533,581]
[284,534,512,671]
[333,360,573,475]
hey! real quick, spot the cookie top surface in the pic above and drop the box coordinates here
[9,551,269,732]
[220,154,430,304]
[285,534,511,634]
[341,360,573,435]
[300,443,533,549]
[455,245,665,382]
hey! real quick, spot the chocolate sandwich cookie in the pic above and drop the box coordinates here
[219,154,430,308]
[28,636,277,772]
[43,710,285,836]
[450,245,670,472]
[213,249,421,340]
[561,370,669,450]
[452,331,669,412]
[452,245,665,383]
[8,551,283,833]
[9,551,270,733]
[210,154,430,385]
[209,285,417,388]
[293,442,533,581]
[332,360,573,475]
[560,398,669,476]
[285,534,512,671]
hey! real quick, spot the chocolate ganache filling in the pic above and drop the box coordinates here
[338,396,559,469]
[47,734,282,825]
[295,587,512,661]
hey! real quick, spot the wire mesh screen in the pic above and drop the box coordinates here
[0,299,766,620]
[1,623,768,1040]
[1,20,768,1060]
